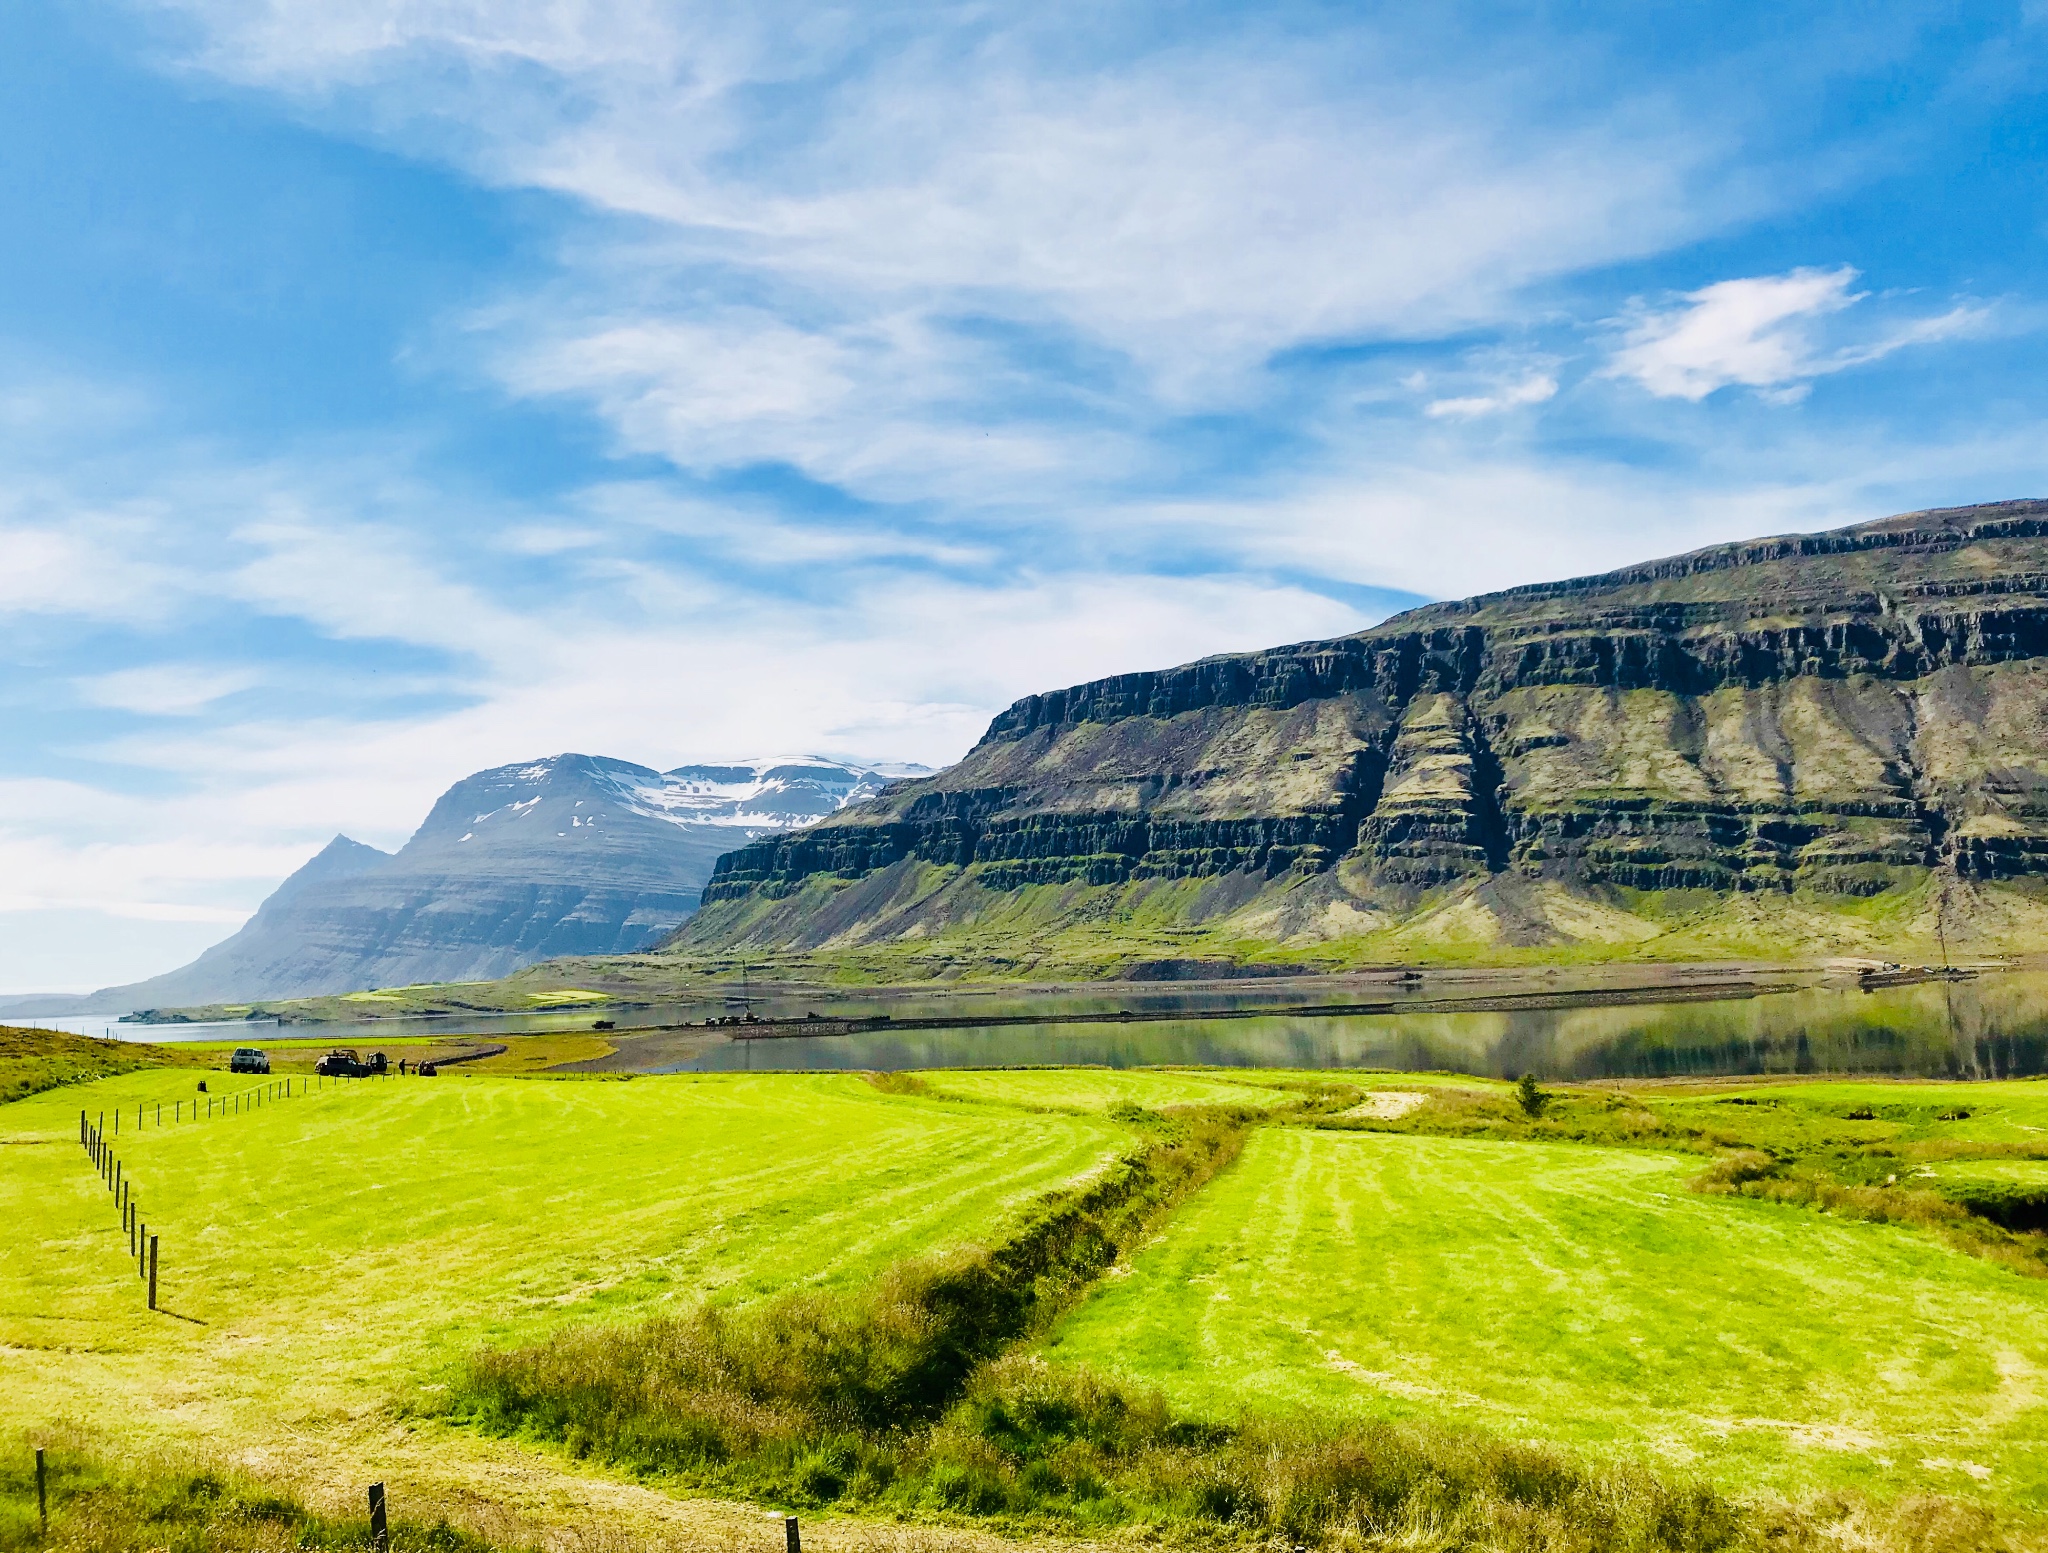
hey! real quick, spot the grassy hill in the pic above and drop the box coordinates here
[0,1024,214,1103]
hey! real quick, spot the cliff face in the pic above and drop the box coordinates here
[678,501,2048,965]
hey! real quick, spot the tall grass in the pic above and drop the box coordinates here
[921,1354,1748,1549]
[0,1450,492,1553]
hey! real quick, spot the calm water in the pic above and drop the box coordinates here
[35,972,2048,1080]
[575,974,2048,1080]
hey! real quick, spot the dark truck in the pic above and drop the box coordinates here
[315,1048,388,1078]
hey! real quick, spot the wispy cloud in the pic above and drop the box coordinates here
[1425,374,1560,419]
[162,4,1744,454]
[77,663,261,715]
[1606,266,1991,402]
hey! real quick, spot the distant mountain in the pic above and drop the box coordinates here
[65,754,925,1012]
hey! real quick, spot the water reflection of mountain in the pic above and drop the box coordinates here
[1528,977,2048,1081]
[613,974,2048,1079]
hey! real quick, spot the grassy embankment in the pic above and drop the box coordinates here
[171,1031,620,1074]
[10,1056,2048,1549]
[0,1025,213,1104]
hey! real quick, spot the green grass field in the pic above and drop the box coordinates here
[8,1049,2048,1548]
[0,1065,1125,1514]
[1709,1079,2048,1145]
[1041,1123,2048,1512]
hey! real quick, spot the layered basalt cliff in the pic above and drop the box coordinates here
[682,501,2048,961]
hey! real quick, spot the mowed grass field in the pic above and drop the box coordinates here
[0,1067,1125,1495]
[1041,1117,2048,1514]
[9,1055,2048,1541]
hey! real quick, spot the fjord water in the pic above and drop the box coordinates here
[61,971,2048,1080]
[595,973,2048,1079]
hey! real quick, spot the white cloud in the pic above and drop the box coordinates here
[0,517,181,618]
[580,485,995,569]
[227,513,530,660]
[1425,374,1559,419]
[1606,266,1990,402]
[79,663,262,715]
[495,307,1116,494]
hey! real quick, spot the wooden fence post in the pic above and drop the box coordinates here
[138,1223,147,1280]
[368,1483,388,1553]
[786,1514,801,1553]
[147,1237,158,1310]
[36,1446,46,1535]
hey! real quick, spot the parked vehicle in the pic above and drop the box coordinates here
[229,1047,271,1074]
[315,1048,388,1078]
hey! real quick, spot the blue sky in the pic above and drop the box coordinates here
[6,1,2048,990]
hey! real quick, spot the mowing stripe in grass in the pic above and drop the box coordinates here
[1,1069,1132,1476]
[1041,1126,2048,1516]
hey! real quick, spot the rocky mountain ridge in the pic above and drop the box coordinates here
[48,754,922,1012]
[675,500,2048,968]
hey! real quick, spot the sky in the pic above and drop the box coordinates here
[6,1,2048,991]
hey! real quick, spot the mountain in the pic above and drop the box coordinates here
[673,499,2048,971]
[84,754,923,1010]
